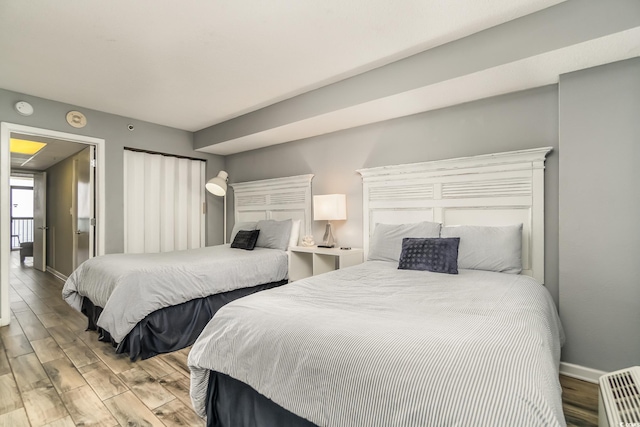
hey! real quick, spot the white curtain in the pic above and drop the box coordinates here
[124,150,205,253]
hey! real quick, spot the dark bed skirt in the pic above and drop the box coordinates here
[206,371,318,427]
[81,279,288,361]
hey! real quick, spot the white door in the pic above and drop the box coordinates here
[73,146,94,269]
[32,172,47,272]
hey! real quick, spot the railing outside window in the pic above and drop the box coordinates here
[10,183,35,250]
[11,218,34,249]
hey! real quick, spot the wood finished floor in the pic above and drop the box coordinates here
[1,252,203,427]
[1,252,599,427]
[562,375,599,427]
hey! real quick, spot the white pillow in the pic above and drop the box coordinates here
[368,221,442,262]
[256,219,292,251]
[440,224,523,274]
[288,219,301,248]
[230,221,257,243]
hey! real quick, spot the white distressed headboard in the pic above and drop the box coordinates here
[230,174,314,244]
[357,148,552,283]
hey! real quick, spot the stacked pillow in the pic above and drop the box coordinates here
[229,219,300,251]
[441,224,522,274]
[255,219,292,251]
[231,230,260,250]
[397,237,460,274]
[368,221,441,262]
[369,221,523,275]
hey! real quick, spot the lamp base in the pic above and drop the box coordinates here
[320,222,335,248]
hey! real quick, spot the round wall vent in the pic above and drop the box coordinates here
[66,111,87,128]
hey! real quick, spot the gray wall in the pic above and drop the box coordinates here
[558,58,640,372]
[1,88,226,253]
[224,86,560,306]
[217,59,640,373]
[45,151,78,276]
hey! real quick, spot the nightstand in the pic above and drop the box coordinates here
[289,246,363,281]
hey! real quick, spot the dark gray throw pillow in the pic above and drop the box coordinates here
[231,229,260,250]
[398,237,460,274]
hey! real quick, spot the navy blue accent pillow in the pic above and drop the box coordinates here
[231,230,260,250]
[398,237,460,274]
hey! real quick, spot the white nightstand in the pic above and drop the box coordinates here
[289,246,363,281]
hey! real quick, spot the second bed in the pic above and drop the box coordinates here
[61,174,314,360]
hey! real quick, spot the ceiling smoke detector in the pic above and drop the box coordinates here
[15,101,34,116]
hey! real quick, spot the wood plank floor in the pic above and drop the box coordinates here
[562,375,599,427]
[1,252,599,426]
[1,253,203,427]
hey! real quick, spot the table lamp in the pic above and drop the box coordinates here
[313,194,346,248]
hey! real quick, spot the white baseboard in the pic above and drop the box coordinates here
[560,362,606,384]
[46,266,68,282]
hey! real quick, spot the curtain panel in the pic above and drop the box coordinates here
[124,150,205,253]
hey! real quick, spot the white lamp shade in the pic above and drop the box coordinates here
[206,171,228,196]
[313,194,347,221]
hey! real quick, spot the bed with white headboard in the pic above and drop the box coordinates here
[230,174,314,246]
[357,147,551,282]
[62,174,314,361]
[189,149,565,427]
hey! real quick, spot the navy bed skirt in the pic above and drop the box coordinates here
[80,279,287,360]
[206,371,317,427]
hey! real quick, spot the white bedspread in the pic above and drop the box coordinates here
[62,245,288,342]
[189,261,565,426]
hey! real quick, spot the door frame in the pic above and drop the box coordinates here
[32,171,47,272]
[72,145,95,270]
[0,122,106,326]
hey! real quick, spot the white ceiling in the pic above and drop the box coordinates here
[0,0,565,133]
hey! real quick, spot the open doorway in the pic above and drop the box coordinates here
[9,175,35,264]
[11,135,94,275]
[1,123,106,326]
[9,132,95,277]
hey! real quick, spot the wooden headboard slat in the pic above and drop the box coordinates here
[230,174,314,245]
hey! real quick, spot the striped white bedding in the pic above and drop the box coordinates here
[62,245,288,342]
[189,261,565,426]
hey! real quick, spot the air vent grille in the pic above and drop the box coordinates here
[600,367,640,425]
[608,371,640,422]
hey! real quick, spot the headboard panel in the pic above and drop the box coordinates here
[230,174,314,244]
[357,148,552,283]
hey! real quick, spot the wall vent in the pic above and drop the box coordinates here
[599,366,640,427]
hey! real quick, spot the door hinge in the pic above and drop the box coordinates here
[202,202,207,214]
[90,218,96,226]
[90,159,96,167]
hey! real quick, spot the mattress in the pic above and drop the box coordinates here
[189,261,565,426]
[62,244,288,343]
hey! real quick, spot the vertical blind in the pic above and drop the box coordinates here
[124,149,206,254]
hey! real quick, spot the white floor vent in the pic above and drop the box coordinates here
[599,366,640,427]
